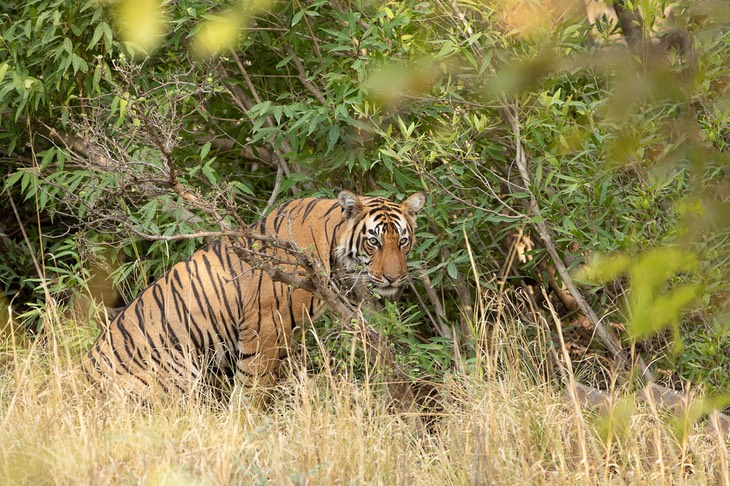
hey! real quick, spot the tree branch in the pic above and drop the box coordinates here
[418,272,452,340]
[612,0,644,50]
[446,0,655,381]
[228,49,300,196]
[502,105,654,381]
[263,162,284,215]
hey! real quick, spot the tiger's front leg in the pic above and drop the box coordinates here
[231,314,284,407]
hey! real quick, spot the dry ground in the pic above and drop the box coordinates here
[1,298,728,485]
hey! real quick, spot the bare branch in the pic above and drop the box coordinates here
[439,246,475,352]
[263,162,284,215]
[417,272,452,340]
[502,105,653,381]
[296,0,324,65]
[408,279,442,337]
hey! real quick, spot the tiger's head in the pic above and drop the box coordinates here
[334,190,425,298]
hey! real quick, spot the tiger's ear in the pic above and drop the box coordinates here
[402,192,425,217]
[338,190,363,219]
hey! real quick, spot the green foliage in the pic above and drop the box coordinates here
[0,0,728,392]
[306,301,452,385]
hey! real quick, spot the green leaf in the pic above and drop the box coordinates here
[20,170,33,194]
[291,10,305,26]
[39,148,57,170]
[200,141,211,160]
[201,164,218,185]
[71,54,89,74]
[119,95,128,119]
[92,63,102,93]
[0,63,9,84]
[326,125,339,152]
[272,105,283,124]
[434,41,457,60]
[275,54,293,69]
[88,22,106,50]
[232,180,255,197]
[446,262,458,279]
[249,100,271,116]
[5,170,25,190]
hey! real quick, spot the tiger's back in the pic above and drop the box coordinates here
[83,191,425,394]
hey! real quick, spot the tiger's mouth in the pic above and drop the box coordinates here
[370,282,402,299]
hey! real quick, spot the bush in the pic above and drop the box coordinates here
[1,0,728,393]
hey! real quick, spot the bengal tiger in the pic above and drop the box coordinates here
[82,190,425,395]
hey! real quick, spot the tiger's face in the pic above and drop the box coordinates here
[335,191,425,298]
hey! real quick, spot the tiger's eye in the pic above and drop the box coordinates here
[399,237,409,247]
[368,236,380,247]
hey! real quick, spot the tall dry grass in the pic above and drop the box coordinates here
[1,290,728,485]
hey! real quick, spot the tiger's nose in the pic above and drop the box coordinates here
[383,274,400,285]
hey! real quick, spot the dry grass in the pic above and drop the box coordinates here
[1,295,728,485]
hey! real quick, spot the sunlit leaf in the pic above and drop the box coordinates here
[114,0,168,56]
[594,395,635,443]
[576,253,631,284]
[190,0,274,59]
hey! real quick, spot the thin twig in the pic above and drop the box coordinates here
[228,49,300,195]
[408,279,441,336]
[418,165,524,220]
[290,0,325,67]
[263,162,284,215]
[285,44,327,104]
[542,288,595,479]
[418,272,452,339]
[439,246,475,352]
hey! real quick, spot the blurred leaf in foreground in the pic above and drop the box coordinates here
[578,248,702,348]
[113,0,169,56]
[593,395,635,444]
[190,0,274,59]
[669,393,730,442]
